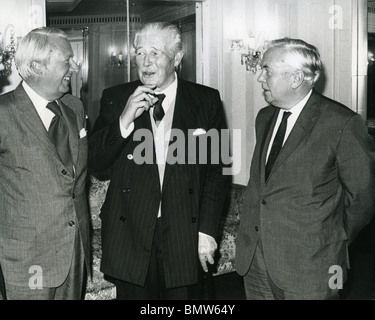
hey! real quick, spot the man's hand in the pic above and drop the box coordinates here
[120,85,159,129]
[198,232,217,272]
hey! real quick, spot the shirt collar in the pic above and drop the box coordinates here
[154,72,178,112]
[287,89,313,115]
[22,81,51,113]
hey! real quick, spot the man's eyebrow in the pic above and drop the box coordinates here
[135,46,162,52]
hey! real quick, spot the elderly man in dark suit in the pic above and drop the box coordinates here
[236,38,375,300]
[0,27,90,300]
[88,22,230,300]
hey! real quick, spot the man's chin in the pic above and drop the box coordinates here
[263,92,272,103]
[141,78,157,86]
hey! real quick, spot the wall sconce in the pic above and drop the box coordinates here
[109,51,125,69]
[231,35,264,74]
[0,24,17,76]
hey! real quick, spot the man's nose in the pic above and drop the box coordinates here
[257,70,265,83]
[143,54,153,66]
[69,58,81,73]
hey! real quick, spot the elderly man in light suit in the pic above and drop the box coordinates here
[236,38,375,300]
[0,27,90,300]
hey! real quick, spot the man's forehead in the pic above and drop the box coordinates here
[137,33,166,49]
[262,48,292,68]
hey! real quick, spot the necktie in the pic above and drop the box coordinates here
[153,93,166,122]
[46,101,73,172]
[265,111,291,180]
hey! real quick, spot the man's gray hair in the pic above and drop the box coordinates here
[267,37,322,85]
[133,22,183,59]
[15,27,68,81]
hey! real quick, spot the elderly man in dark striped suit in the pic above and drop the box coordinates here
[88,22,230,300]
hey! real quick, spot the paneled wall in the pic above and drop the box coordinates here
[199,0,367,186]
[85,22,141,129]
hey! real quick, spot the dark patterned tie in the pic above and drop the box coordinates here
[265,111,291,180]
[153,93,166,122]
[46,101,73,172]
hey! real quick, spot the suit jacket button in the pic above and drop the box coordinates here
[122,188,130,194]
[127,154,133,160]
[261,199,266,205]
[120,216,126,222]
[69,221,75,227]
[192,217,197,223]
[255,226,259,232]
[62,170,67,175]
[72,193,75,199]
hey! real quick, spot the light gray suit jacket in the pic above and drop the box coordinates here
[0,84,90,288]
[236,91,375,294]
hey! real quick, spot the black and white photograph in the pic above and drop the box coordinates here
[0,0,375,310]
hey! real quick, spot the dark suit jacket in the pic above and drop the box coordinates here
[0,84,91,288]
[88,78,230,288]
[236,90,375,294]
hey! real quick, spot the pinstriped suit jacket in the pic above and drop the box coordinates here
[88,79,231,288]
[0,84,91,288]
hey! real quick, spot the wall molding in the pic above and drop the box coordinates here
[369,1,375,33]
[48,13,141,27]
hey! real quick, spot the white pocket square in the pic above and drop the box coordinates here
[79,128,87,139]
[192,128,207,136]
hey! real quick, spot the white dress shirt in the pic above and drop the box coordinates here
[266,90,313,163]
[22,81,55,130]
[119,75,178,218]
[152,77,178,218]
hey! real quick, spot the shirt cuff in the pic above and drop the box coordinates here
[199,232,215,242]
[119,119,134,138]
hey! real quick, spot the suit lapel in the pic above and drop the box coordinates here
[13,85,60,160]
[266,91,321,181]
[59,100,79,172]
[162,79,199,194]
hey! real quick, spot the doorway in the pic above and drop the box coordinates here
[368,1,375,123]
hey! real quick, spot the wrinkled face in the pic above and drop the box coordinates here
[39,37,79,100]
[257,47,296,109]
[135,33,182,91]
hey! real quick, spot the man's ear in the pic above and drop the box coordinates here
[30,61,44,76]
[291,70,305,89]
[311,71,320,85]
[174,51,184,67]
